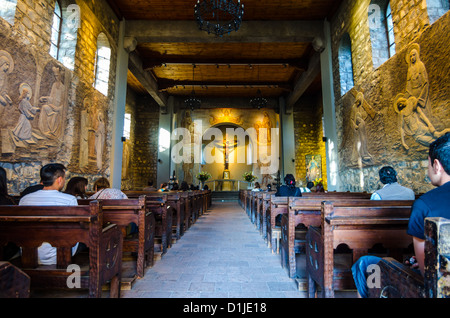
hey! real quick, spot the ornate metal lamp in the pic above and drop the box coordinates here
[194,0,244,37]
[184,64,201,111]
[250,89,268,109]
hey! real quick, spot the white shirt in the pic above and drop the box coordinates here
[19,190,79,265]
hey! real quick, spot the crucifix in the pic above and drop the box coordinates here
[220,134,237,180]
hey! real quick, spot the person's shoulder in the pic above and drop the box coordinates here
[20,190,77,205]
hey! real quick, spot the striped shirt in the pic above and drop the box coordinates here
[19,190,78,265]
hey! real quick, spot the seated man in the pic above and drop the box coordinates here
[19,163,79,265]
[370,166,415,200]
[352,133,450,297]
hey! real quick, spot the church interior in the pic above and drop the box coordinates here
[0,0,449,300]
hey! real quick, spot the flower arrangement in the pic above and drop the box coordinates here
[196,171,212,182]
[313,178,323,186]
[243,171,257,182]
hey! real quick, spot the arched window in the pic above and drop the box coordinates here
[57,1,79,70]
[94,33,111,96]
[0,0,17,25]
[427,0,450,24]
[386,3,395,58]
[50,1,62,60]
[368,1,395,68]
[338,33,354,96]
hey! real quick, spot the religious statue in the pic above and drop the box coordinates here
[0,50,13,113]
[394,94,450,150]
[393,43,449,150]
[257,157,273,187]
[306,155,321,182]
[209,108,243,126]
[12,83,39,141]
[254,111,273,145]
[404,44,431,117]
[38,66,66,139]
[349,91,377,166]
[95,110,105,171]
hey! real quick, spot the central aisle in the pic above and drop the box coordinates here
[121,201,307,298]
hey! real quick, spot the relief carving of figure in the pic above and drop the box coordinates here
[87,96,99,162]
[404,44,431,116]
[209,108,243,126]
[394,94,450,150]
[349,91,377,166]
[38,66,65,139]
[254,111,273,145]
[12,83,40,141]
[95,111,105,171]
[0,50,13,114]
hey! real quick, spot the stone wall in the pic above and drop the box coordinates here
[331,1,450,194]
[0,0,120,194]
[121,90,160,190]
[293,95,327,189]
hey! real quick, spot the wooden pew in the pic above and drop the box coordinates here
[249,191,258,224]
[267,195,288,254]
[145,194,173,255]
[254,191,264,230]
[0,261,30,298]
[306,200,414,298]
[78,195,155,279]
[124,191,183,241]
[369,217,450,298]
[267,193,369,254]
[281,193,372,278]
[260,191,276,240]
[0,201,122,298]
[124,192,174,255]
[179,192,191,232]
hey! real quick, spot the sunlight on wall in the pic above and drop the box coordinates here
[159,128,170,153]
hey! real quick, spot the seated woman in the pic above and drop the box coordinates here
[252,182,262,192]
[275,174,302,197]
[89,177,128,199]
[64,176,89,199]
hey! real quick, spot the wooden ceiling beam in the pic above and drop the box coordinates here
[125,20,324,44]
[128,51,168,107]
[286,51,321,110]
[158,80,292,92]
[143,58,308,71]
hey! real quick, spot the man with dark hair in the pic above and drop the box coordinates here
[352,133,450,297]
[19,163,78,265]
[407,132,450,275]
[370,166,415,200]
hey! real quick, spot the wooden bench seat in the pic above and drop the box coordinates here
[0,201,122,298]
[369,217,450,298]
[0,261,30,298]
[267,192,370,255]
[78,195,155,279]
[306,200,414,298]
[281,194,372,278]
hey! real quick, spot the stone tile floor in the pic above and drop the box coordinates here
[121,201,356,299]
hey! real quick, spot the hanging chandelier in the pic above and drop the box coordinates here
[194,0,244,37]
[250,89,268,109]
[185,64,201,111]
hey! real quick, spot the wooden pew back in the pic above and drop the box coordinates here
[0,201,122,298]
[306,200,414,298]
[369,217,450,298]
[77,195,155,278]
